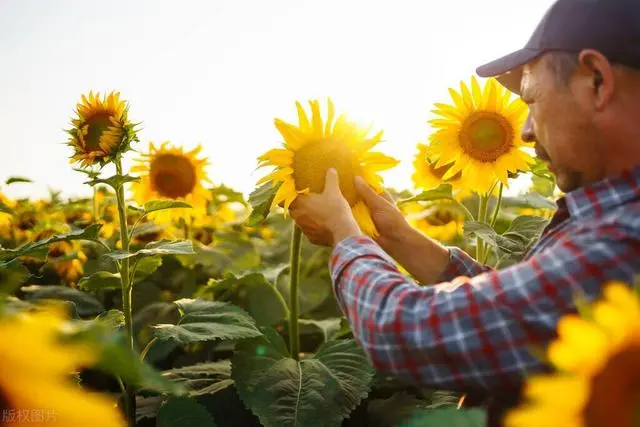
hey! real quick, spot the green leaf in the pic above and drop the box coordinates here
[276,271,332,315]
[503,215,549,243]
[63,316,184,395]
[211,184,247,206]
[104,239,195,261]
[201,272,288,326]
[366,392,432,427]
[0,224,103,262]
[21,285,104,317]
[163,360,233,396]
[246,181,281,226]
[5,176,32,185]
[503,193,556,210]
[95,309,125,328]
[0,259,30,295]
[132,256,163,282]
[156,396,217,427]
[397,184,453,205]
[298,318,343,343]
[77,271,122,292]
[152,299,262,345]
[463,221,525,255]
[143,200,193,214]
[84,174,139,190]
[231,327,375,427]
[397,407,486,427]
[0,201,15,216]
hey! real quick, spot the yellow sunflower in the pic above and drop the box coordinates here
[256,98,399,237]
[131,142,213,223]
[506,281,640,427]
[67,91,137,168]
[411,142,470,200]
[403,201,464,243]
[0,307,124,426]
[428,77,533,195]
[0,192,16,238]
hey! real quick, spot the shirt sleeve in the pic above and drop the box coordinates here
[435,246,494,282]
[329,229,639,393]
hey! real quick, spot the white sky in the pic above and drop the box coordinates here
[0,0,555,200]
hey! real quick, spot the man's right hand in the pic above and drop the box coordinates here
[353,176,411,250]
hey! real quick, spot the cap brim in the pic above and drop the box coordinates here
[476,48,543,95]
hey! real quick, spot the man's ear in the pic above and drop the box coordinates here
[578,49,615,111]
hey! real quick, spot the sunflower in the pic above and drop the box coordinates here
[67,91,137,168]
[428,77,533,195]
[256,99,399,237]
[24,229,87,285]
[131,141,213,224]
[403,201,464,243]
[0,307,124,426]
[0,192,16,239]
[505,281,640,427]
[411,142,470,200]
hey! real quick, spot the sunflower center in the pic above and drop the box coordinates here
[425,210,457,226]
[292,138,361,206]
[585,343,640,427]
[84,112,115,151]
[149,153,198,199]
[459,112,513,162]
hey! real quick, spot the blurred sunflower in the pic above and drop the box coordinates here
[256,99,399,237]
[411,143,470,200]
[0,307,124,426]
[28,229,87,284]
[67,91,137,168]
[403,201,464,243]
[506,281,640,427]
[131,142,213,223]
[0,192,16,239]
[428,77,533,195]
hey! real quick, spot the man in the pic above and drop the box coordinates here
[289,0,640,424]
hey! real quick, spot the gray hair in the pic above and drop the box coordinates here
[545,51,579,85]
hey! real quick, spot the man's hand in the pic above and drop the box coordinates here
[353,176,411,250]
[289,169,362,246]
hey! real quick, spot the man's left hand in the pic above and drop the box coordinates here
[289,168,362,246]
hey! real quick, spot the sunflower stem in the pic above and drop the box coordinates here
[288,225,303,361]
[114,158,136,426]
[476,195,489,261]
[490,183,504,228]
[139,337,157,361]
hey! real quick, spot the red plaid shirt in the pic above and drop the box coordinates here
[330,167,640,393]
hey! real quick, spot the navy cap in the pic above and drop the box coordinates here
[476,0,640,94]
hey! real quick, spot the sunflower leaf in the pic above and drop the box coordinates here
[0,223,103,262]
[463,221,525,255]
[0,259,30,296]
[231,327,375,427]
[246,181,281,226]
[78,271,122,292]
[5,176,32,185]
[0,201,15,216]
[394,406,487,427]
[144,200,193,214]
[104,239,195,261]
[84,174,139,190]
[21,285,104,317]
[397,184,453,205]
[162,360,233,396]
[152,299,262,345]
[156,396,217,427]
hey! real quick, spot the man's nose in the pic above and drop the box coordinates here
[521,112,536,143]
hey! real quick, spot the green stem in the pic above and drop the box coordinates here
[476,195,488,261]
[490,183,504,228]
[288,226,303,360]
[139,337,157,361]
[453,200,475,222]
[114,158,136,426]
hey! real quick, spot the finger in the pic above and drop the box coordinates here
[323,168,341,195]
[354,176,391,208]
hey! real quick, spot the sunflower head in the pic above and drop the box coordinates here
[256,98,399,237]
[67,91,138,168]
[411,142,471,200]
[428,77,533,195]
[131,141,213,223]
[506,281,640,427]
[403,201,464,243]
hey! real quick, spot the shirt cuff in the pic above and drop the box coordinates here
[329,235,395,281]
[436,246,488,282]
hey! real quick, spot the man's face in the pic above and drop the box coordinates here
[519,56,601,193]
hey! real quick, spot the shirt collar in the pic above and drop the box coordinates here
[558,165,640,218]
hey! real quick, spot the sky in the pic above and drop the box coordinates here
[0,0,555,200]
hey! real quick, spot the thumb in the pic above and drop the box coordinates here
[355,176,393,208]
[323,168,341,195]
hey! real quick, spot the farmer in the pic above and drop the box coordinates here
[289,0,640,424]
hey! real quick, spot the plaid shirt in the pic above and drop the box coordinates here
[330,166,640,393]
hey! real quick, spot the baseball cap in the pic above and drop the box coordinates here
[476,0,640,94]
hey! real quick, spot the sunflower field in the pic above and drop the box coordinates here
[1,78,632,427]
